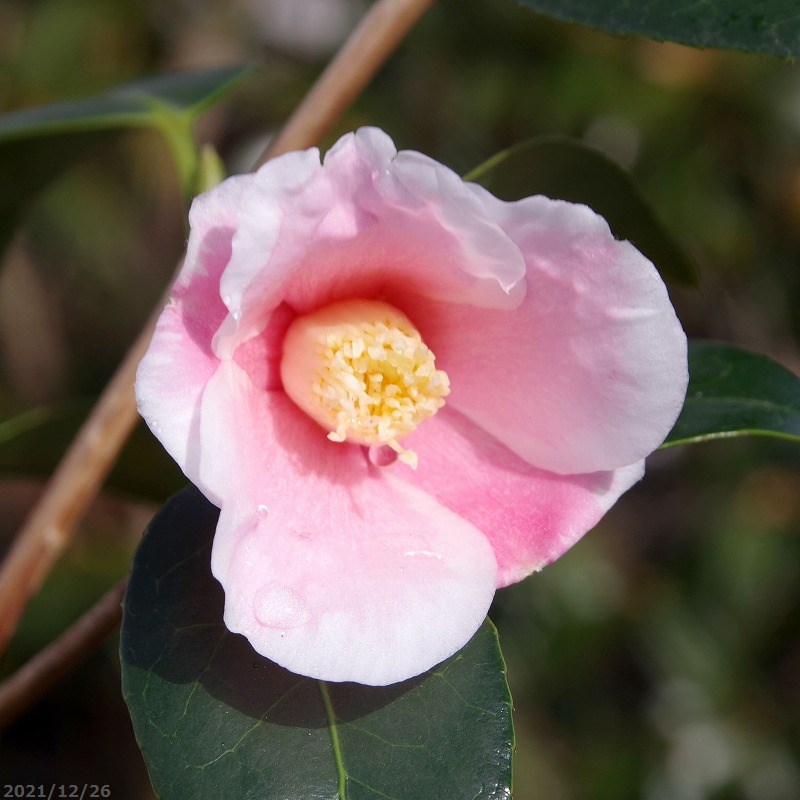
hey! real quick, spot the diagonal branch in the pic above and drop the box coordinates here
[0,0,436,655]
[260,0,436,163]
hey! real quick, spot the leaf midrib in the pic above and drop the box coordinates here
[319,682,347,800]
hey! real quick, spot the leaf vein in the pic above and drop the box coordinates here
[189,677,306,770]
[342,722,424,750]
[347,774,403,800]
[433,672,498,717]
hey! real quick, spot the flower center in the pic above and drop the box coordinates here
[280,298,450,468]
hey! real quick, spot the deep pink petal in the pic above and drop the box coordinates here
[397,408,644,587]
[394,193,688,475]
[199,361,497,685]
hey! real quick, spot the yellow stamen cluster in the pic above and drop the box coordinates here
[316,320,448,466]
[280,299,450,468]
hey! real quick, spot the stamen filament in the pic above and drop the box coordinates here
[281,298,449,468]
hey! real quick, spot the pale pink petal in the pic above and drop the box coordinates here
[180,173,253,291]
[232,302,296,392]
[136,128,690,688]
[200,361,497,685]
[135,302,217,477]
[135,178,253,478]
[215,148,324,353]
[211,128,527,359]
[396,408,644,587]
[394,194,688,475]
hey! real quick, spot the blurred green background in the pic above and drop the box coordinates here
[0,0,799,797]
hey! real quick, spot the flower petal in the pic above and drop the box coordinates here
[215,147,324,352]
[396,193,688,474]
[181,173,253,290]
[134,178,251,474]
[398,408,644,587]
[200,361,497,685]
[212,128,527,357]
[135,302,217,478]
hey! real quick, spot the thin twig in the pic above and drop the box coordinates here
[260,0,436,162]
[0,0,435,662]
[0,579,128,730]
[0,309,158,653]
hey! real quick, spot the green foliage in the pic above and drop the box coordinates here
[196,145,228,194]
[0,65,250,252]
[514,0,800,58]
[121,487,514,800]
[0,66,249,137]
[664,340,800,447]
[495,443,800,799]
[467,136,697,285]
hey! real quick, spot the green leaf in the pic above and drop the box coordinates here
[0,65,250,250]
[513,0,800,58]
[663,340,800,447]
[466,136,697,285]
[121,487,514,800]
[0,66,250,140]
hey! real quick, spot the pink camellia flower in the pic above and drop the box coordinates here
[136,127,688,686]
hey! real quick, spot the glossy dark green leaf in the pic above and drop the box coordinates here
[513,0,800,58]
[0,65,250,251]
[466,136,697,285]
[663,340,800,447]
[121,487,514,800]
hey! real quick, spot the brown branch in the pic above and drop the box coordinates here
[0,312,158,653]
[260,0,436,162]
[0,0,435,659]
[0,578,128,730]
